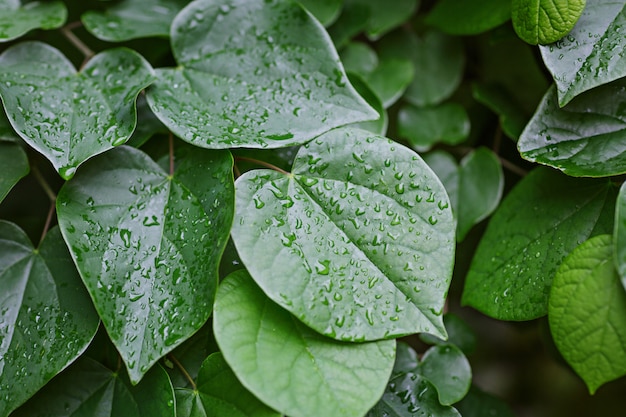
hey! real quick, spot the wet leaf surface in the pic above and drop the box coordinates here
[146,0,377,149]
[0,141,28,203]
[0,42,155,179]
[0,0,66,42]
[214,270,395,417]
[511,0,586,45]
[56,146,234,383]
[232,127,455,342]
[615,182,626,291]
[0,224,99,417]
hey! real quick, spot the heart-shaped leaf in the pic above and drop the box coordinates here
[539,0,626,106]
[0,223,99,417]
[232,127,455,341]
[56,145,234,383]
[0,42,155,179]
[518,81,626,177]
[146,0,377,150]
[425,0,511,35]
[214,270,396,417]
[0,0,66,42]
[0,141,28,203]
[511,0,586,45]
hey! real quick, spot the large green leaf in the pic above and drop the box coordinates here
[175,352,280,417]
[0,141,28,203]
[511,0,586,45]
[615,182,626,291]
[549,235,626,393]
[82,0,188,41]
[146,0,377,150]
[0,224,99,417]
[425,0,511,35]
[518,81,626,177]
[232,127,455,341]
[214,270,395,417]
[12,357,175,416]
[0,42,155,180]
[398,102,470,152]
[540,0,626,106]
[298,0,342,26]
[0,0,66,42]
[462,168,615,320]
[56,146,234,383]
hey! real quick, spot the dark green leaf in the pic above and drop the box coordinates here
[348,72,388,135]
[366,58,414,109]
[214,270,395,417]
[455,386,516,417]
[146,0,377,149]
[298,0,342,26]
[0,42,155,179]
[472,83,528,140]
[539,0,626,106]
[511,0,586,45]
[56,146,234,383]
[0,224,99,417]
[0,0,66,42]
[125,94,168,149]
[348,0,419,40]
[419,313,478,354]
[341,42,379,75]
[232,127,455,341]
[549,234,626,393]
[615,182,626,291]
[462,168,615,320]
[425,0,511,35]
[0,141,28,203]
[419,344,472,405]
[422,151,459,215]
[327,3,370,48]
[0,108,18,141]
[82,0,188,42]
[398,102,470,152]
[518,81,626,177]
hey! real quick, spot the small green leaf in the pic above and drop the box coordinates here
[539,0,626,106]
[341,42,379,74]
[549,234,626,394]
[327,3,370,48]
[0,42,155,179]
[347,0,419,40]
[56,146,234,383]
[232,127,455,341]
[422,151,459,215]
[455,386,516,417]
[614,182,626,291]
[82,0,188,42]
[518,81,626,177]
[512,0,586,45]
[425,0,511,35]
[462,168,616,320]
[398,102,470,152]
[298,0,342,26]
[0,141,28,203]
[419,313,478,355]
[0,224,99,417]
[0,0,66,42]
[214,270,395,417]
[348,72,388,135]
[419,344,472,405]
[146,0,377,150]
[472,83,528,140]
[364,58,414,109]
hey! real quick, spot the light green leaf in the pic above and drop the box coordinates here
[146,0,377,149]
[549,234,626,393]
[0,141,28,203]
[231,127,455,341]
[511,0,586,45]
[341,42,379,74]
[540,0,626,106]
[518,81,626,177]
[0,0,66,42]
[82,0,188,41]
[614,182,626,291]
[425,0,511,35]
[419,344,472,405]
[347,0,419,40]
[472,83,528,140]
[398,102,470,152]
[0,42,155,179]
[455,386,516,417]
[56,146,234,383]
[328,3,370,48]
[462,168,616,320]
[298,0,342,26]
[0,224,99,417]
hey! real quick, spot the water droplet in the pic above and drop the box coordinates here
[315,259,331,275]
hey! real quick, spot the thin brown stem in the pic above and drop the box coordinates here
[32,165,56,203]
[39,202,56,246]
[60,24,94,60]
[168,354,196,390]
[169,132,175,176]
[233,163,241,179]
[234,156,289,175]
[492,125,502,154]
[499,157,528,177]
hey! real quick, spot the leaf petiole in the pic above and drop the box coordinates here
[234,156,289,175]
[168,354,196,390]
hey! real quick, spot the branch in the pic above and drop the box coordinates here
[168,354,196,390]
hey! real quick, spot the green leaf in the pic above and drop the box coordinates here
[341,42,379,75]
[328,3,370,48]
[348,0,419,40]
[348,72,388,135]
[125,94,168,149]
[539,0,626,106]
[175,352,280,417]
[12,357,175,416]
[165,322,216,389]
[231,127,455,341]
[82,0,188,42]
[56,146,234,383]
[419,313,478,355]
[455,386,516,417]
[511,0,586,45]
[615,182,626,291]
[462,168,616,320]
[398,102,470,152]
[0,0,66,42]
[549,234,626,393]
[146,0,377,150]
[518,81,626,177]
[422,151,459,215]
[0,141,28,203]
[419,344,472,405]
[472,83,529,140]
[0,42,155,180]
[425,0,511,35]
[298,0,342,26]
[0,224,99,417]
[0,108,18,141]
[214,270,395,417]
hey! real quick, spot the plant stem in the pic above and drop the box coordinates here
[168,354,196,390]
[32,165,57,203]
[233,163,241,179]
[499,157,528,177]
[169,132,175,176]
[39,202,56,247]
[60,23,95,60]
[234,156,289,175]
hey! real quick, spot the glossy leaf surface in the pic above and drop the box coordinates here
[540,0,626,106]
[462,168,615,320]
[518,81,626,177]
[0,141,28,203]
[0,0,66,42]
[511,0,586,45]
[549,235,626,393]
[419,344,471,405]
[425,0,511,35]
[214,270,395,417]
[146,0,377,149]
[398,102,470,152]
[82,0,188,41]
[0,42,155,179]
[614,182,626,290]
[232,127,455,341]
[56,146,234,383]
[0,224,99,417]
